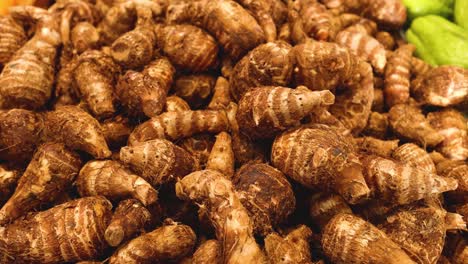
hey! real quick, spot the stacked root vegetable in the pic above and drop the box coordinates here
[0,0,467,263]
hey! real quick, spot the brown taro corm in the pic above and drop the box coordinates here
[120,139,198,186]
[76,160,159,207]
[0,7,61,110]
[322,214,415,264]
[0,143,82,225]
[392,143,437,174]
[384,44,415,107]
[43,105,112,158]
[105,199,152,247]
[265,225,313,264]
[0,16,27,65]
[191,240,222,264]
[272,125,370,204]
[237,86,335,139]
[73,50,121,119]
[388,103,444,147]
[176,170,266,263]
[0,197,112,264]
[109,222,196,264]
[233,163,296,236]
[0,109,44,165]
[154,24,218,72]
[309,192,353,230]
[206,132,235,178]
[412,66,468,107]
[166,0,265,60]
[229,41,294,101]
[174,74,216,109]
[128,109,230,144]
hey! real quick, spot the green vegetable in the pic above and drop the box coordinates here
[455,0,468,29]
[403,0,454,20]
[406,15,468,68]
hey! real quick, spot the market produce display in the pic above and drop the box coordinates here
[0,0,467,263]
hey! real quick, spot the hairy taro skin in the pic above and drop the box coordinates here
[272,125,370,204]
[229,41,293,101]
[120,139,197,186]
[0,109,44,165]
[191,240,222,264]
[109,223,196,264]
[0,197,112,264]
[0,16,27,65]
[322,214,416,264]
[265,225,313,264]
[166,0,265,60]
[154,24,219,72]
[0,143,82,225]
[233,163,296,236]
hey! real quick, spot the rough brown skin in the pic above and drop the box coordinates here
[43,105,111,158]
[109,222,196,264]
[179,134,215,169]
[72,50,120,119]
[226,103,266,165]
[101,115,133,149]
[233,163,295,236]
[120,139,197,186]
[309,192,352,230]
[0,143,81,225]
[412,66,468,107]
[384,44,415,107]
[336,28,386,73]
[271,126,370,204]
[265,225,313,264]
[434,159,468,204]
[344,18,378,35]
[0,16,27,65]
[363,112,389,139]
[322,214,416,264]
[294,0,337,41]
[105,199,151,247]
[116,58,172,118]
[392,143,436,174]
[354,137,399,158]
[76,160,158,206]
[334,0,407,29]
[0,196,112,264]
[235,0,277,42]
[97,1,136,45]
[361,155,458,205]
[206,132,235,178]
[376,31,395,50]
[154,24,218,72]
[176,170,266,264]
[278,23,291,42]
[110,7,155,69]
[0,109,44,165]
[380,206,447,264]
[237,86,335,139]
[208,77,232,111]
[174,74,216,109]
[328,60,375,135]
[0,8,61,110]
[410,57,432,78]
[191,239,222,264]
[70,22,100,54]
[388,104,444,147]
[293,40,359,91]
[128,109,230,144]
[55,21,100,107]
[0,165,21,205]
[229,41,293,101]
[428,109,468,161]
[166,0,265,60]
[165,95,191,113]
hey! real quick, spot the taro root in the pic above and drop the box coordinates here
[233,163,296,236]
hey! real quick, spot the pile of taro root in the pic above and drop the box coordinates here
[0,0,467,263]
